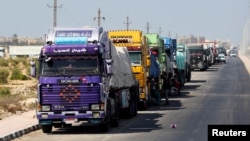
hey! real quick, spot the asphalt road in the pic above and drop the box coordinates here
[13,56,250,141]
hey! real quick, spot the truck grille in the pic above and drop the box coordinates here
[191,56,202,64]
[40,84,100,111]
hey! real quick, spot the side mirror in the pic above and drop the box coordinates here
[30,61,36,77]
[106,59,112,64]
[106,59,112,75]
[173,55,176,61]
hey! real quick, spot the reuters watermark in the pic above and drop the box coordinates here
[208,125,250,140]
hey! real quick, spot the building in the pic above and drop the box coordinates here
[0,47,5,57]
[8,46,43,58]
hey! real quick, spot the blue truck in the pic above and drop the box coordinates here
[162,38,191,89]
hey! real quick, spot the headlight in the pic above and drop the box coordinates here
[91,104,100,110]
[41,105,51,111]
[92,112,100,118]
[41,113,49,119]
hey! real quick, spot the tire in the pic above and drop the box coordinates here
[138,100,147,110]
[133,97,138,116]
[110,117,119,127]
[41,125,52,133]
[132,87,138,116]
[123,101,133,119]
[187,71,191,82]
[123,87,138,118]
[110,98,119,127]
[99,123,108,132]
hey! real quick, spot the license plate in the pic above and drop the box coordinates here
[58,79,81,84]
[64,118,76,124]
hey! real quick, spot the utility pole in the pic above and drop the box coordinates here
[146,22,150,33]
[94,8,105,26]
[168,31,171,37]
[158,27,163,36]
[124,16,131,30]
[47,0,62,27]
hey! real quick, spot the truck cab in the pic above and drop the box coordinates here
[32,26,139,133]
[186,43,209,71]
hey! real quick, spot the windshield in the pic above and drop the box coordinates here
[129,52,142,66]
[189,49,203,56]
[40,56,99,76]
[177,47,184,52]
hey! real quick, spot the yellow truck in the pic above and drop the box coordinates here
[108,30,150,110]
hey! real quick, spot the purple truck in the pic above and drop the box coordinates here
[31,27,139,133]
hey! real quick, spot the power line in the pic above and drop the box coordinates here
[93,8,105,26]
[61,6,82,26]
[47,0,62,27]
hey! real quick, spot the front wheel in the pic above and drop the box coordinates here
[187,71,191,82]
[99,123,109,132]
[41,125,52,133]
[139,100,147,110]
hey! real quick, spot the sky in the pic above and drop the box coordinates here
[0,0,249,45]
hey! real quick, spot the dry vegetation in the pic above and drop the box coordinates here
[0,57,38,119]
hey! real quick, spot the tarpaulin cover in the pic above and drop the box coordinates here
[176,51,185,70]
[109,45,137,88]
[149,54,160,78]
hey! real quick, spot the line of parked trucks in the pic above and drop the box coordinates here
[30,26,223,133]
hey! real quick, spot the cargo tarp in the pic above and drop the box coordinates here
[176,51,185,70]
[109,45,137,88]
[149,54,160,78]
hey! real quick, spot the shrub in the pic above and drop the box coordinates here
[0,58,8,67]
[10,69,29,80]
[26,102,36,110]
[10,58,19,68]
[0,68,9,84]
[0,95,22,113]
[0,87,10,97]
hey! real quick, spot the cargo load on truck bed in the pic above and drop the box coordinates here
[109,45,138,88]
